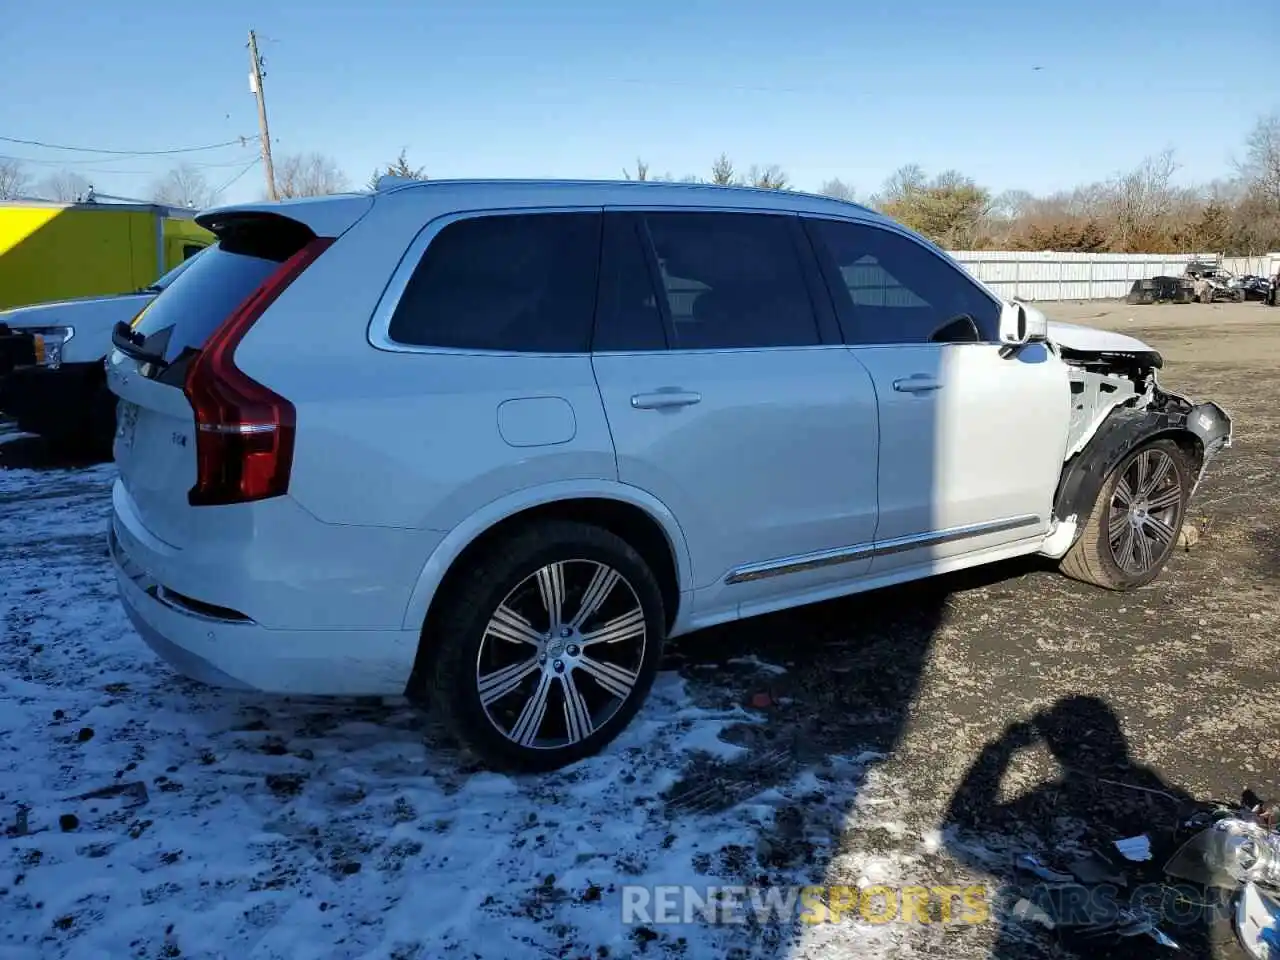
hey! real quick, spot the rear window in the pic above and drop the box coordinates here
[131,221,308,364]
[386,212,602,353]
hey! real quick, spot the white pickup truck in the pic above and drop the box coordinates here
[0,250,205,454]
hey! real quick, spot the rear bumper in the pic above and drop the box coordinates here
[110,519,422,695]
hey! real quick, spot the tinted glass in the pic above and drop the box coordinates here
[151,245,208,291]
[592,215,667,352]
[130,245,282,364]
[807,218,1000,344]
[639,213,821,350]
[388,213,602,353]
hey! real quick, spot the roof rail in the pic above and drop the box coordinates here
[374,174,426,192]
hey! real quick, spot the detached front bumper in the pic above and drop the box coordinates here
[1185,400,1233,495]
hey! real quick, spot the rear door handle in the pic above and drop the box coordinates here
[892,376,942,393]
[631,390,702,410]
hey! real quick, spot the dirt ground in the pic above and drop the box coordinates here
[1,299,1276,960]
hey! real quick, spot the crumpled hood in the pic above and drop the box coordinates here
[1047,321,1157,355]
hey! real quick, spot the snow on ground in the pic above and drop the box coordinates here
[0,438,926,960]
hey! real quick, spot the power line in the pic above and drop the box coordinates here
[1,152,256,171]
[0,134,251,156]
[214,157,261,196]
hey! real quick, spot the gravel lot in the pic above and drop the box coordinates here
[1,300,1276,960]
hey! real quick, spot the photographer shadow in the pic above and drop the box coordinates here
[943,695,1226,959]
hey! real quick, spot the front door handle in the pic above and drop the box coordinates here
[631,390,702,410]
[892,375,942,394]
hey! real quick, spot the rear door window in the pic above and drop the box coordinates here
[636,212,822,350]
[387,212,602,353]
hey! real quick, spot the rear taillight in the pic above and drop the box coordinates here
[183,236,334,507]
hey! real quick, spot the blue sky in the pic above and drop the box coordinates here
[1,0,1274,206]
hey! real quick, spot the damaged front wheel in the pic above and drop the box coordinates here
[1060,439,1192,590]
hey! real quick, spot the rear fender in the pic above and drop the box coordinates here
[399,479,695,633]
[1053,397,1232,526]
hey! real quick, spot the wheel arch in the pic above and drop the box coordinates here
[401,482,693,690]
[1053,401,1228,527]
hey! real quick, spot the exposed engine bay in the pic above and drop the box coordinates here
[1038,320,1233,553]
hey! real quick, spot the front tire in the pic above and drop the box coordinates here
[1059,439,1192,590]
[426,521,665,772]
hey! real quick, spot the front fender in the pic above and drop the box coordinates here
[398,479,695,632]
[1053,396,1232,525]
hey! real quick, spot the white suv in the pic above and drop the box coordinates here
[106,179,1232,771]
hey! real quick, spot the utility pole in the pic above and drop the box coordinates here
[248,30,278,200]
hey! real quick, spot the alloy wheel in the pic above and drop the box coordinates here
[1107,448,1183,575]
[474,559,647,750]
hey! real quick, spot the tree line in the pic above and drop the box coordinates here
[3,110,1276,255]
[623,112,1280,256]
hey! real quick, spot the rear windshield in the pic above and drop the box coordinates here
[131,220,309,364]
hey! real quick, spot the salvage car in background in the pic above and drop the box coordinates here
[104,178,1233,773]
[1236,274,1274,301]
[1185,260,1247,303]
[1125,274,1193,304]
[0,249,206,454]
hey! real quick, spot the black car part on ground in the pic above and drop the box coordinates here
[1126,276,1194,304]
[1052,389,1232,525]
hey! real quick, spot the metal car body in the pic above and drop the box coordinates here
[100,178,1234,770]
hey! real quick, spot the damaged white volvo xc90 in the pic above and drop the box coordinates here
[105,179,1232,771]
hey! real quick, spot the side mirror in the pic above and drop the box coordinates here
[999,299,1048,346]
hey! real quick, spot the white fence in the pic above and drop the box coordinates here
[949,250,1280,301]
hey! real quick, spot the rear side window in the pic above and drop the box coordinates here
[387,213,602,353]
[131,220,308,364]
[805,218,1000,344]
[640,212,821,350]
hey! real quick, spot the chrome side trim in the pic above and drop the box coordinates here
[723,514,1042,585]
[725,541,876,585]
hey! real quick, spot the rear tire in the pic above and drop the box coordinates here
[1059,439,1192,590]
[425,520,666,772]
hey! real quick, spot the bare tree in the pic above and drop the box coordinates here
[367,149,428,190]
[37,170,92,202]
[150,163,220,210]
[746,163,788,190]
[1237,111,1280,209]
[0,159,30,200]
[622,158,651,181]
[1104,149,1180,252]
[710,153,736,186]
[875,167,992,248]
[818,177,856,201]
[874,164,927,208]
[274,152,349,199]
